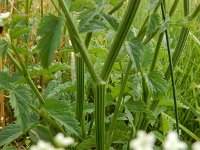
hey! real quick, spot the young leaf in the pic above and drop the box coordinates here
[10,26,31,39]
[146,70,168,94]
[101,13,119,31]
[77,135,96,150]
[43,100,81,136]
[71,0,96,11]
[147,13,160,35]
[0,124,23,146]
[125,40,143,70]
[0,71,13,90]
[37,14,64,68]
[78,4,105,33]
[0,39,9,61]
[9,84,33,130]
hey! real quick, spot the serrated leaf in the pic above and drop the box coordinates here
[125,98,150,113]
[125,40,144,70]
[9,84,33,130]
[77,135,95,150]
[0,124,23,146]
[43,100,81,136]
[79,19,106,33]
[78,4,105,32]
[71,0,96,11]
[0,71,13,90]
[148,0,160,12]
[37,14,64,68]
[0,39,8,61]
[147,13,160,35]
[10,26,31,39]
[101,13,119,31]
[146,70,168,94]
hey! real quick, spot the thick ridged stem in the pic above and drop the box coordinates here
[101,0,141,81]
[106,60,132,149]
[75,54,86,138]
[57,0,100,83]
[161,1,179,136]
[94,81,106,150]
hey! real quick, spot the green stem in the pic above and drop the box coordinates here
[161,1,179,136]
[75,54,86,138]
[11,45,45,105]
[106,60,133,149]
[108,0,126,15]
[150,33,164,71]
[164,0,190,80]
[57,0,100,83]
[101,0,141,81]
[94,81,106,150]
[188,3,200,20]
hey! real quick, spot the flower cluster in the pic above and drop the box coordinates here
[130,131,200,150]
[29,133,75,150]
[0,12,10,26]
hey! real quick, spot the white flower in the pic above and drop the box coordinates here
[54,133,75,147]
[29,140,55,150]
[0,12,11,19]
[163,131,187,150]
[129,131,155,150]
[192,142,200,150]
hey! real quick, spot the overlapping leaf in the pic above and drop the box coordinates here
[0,39,9,61]
[43,100,81,136]
[9,84,33,130]
[37,14,64,68]
[0,124,23,146]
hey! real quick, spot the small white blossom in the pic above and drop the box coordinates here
[163,131,187,150]
[29,140,55,150]
[192,142,200,150]
[0,12,11,19]
[129,131,155,150]
[54,133,75,147]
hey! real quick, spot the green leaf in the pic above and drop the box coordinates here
[78,4,105,33]
[125,98,150,113]
[10,26,31,39]
[148,0,160,12]
[0,124,23,146]
[71,0,96,11]
[147,13,160,35]
[43,100,81,136]
[79,19,107,33]
[9,84,33,130]
[30,125,54,143]
[77,135,96,150]
[146,70,168,94]
[0,39,9,61]
[161,113,171,134]
[125,40,144,70]
[37,14,64,68]
[0,71,13,90]
[109,0,122,6]
[101,13,119,31]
